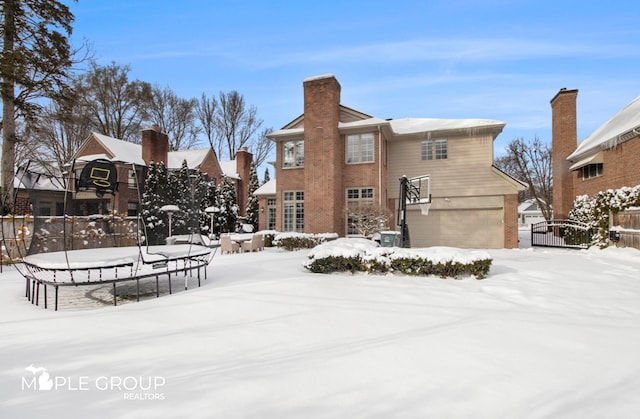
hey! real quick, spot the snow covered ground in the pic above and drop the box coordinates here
[1,231,639,418]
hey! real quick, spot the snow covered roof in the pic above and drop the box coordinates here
[388,118,505,135]
[89,133,146,165]
[219,160,240,180]
[568,96,640,161]
[253,179,275,196]
[167,149,211,170]
[14,166,65,191]
[269,117,504,139]
[517,199,543,213]
[76,132,225,172]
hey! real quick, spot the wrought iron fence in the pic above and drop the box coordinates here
[531,220,592,249]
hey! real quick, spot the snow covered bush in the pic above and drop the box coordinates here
[273,232,338,251]
[569,185,640,248]
[304,238,492,279]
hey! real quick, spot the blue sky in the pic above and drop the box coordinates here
[68,0,640,157]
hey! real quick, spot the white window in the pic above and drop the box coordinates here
[347,133,374,163]
[421,139,447,160]
[283,140,304,168]
[128,169,138,189]
[267,198,276,230]
[283,191,304,232]
[346,187,374,235]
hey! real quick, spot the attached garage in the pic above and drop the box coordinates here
[399,195,507,249]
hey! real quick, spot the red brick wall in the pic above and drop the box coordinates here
[199,150,223,184]
[503,193,519,248]
[78,135,111,157]
[551,88,578,220]
[235,147,253,216]
[142,126,168,166]
[303,75,344,235]
[573,136,640,198]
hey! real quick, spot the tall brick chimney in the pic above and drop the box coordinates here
[142,124,169,166]
[303,74,344,235]
[235,146,253,216]
[550,88,578,220]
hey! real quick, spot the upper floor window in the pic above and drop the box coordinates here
[347,133,374,163]
[283,140,304,168]
[421,139,448,160]
[581,163,603,180]
[128,169,138,189]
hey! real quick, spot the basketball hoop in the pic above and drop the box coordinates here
[420,202,431,216]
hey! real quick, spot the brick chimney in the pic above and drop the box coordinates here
[303,74,343,235]
[142,125,169,166]
[550,88,578,220]
[235,146,253,216]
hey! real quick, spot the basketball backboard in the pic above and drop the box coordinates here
[404,175,431,205]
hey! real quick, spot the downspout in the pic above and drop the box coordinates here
[378,125,383,207]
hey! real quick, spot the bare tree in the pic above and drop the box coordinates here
[251,127,275,168]
[494,136,553,220]
[22,88,92,175]
[148,85,201,150]
[75,61,152,143]
[214,91,263,160]
[195,92,217,152]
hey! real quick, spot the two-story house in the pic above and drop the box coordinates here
[70,125,253,217]
[257,74,525,248]
[551,88,640,220]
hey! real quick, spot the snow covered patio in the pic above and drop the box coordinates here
[1,235,639,418]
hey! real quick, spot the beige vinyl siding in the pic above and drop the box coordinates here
[406,206,503,248]
[387,134,515,200]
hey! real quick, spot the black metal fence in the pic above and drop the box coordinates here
[531,220,592,249]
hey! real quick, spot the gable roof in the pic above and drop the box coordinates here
[73,132,224,172]
[568,96,640,161]
[219,160,240,179]
[77,132,146,165]
[168,149,212,170]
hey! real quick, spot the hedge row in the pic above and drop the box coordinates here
[273,232,339,251]
[305,251,492,279]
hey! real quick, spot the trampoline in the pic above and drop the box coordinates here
[2,157,215,310]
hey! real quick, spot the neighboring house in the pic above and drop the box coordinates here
[259,74,526,248]
[551,89,640,219]
[518,199,546,226]
[69,126,253,217]
[1,157,66,216]
[2,125,252,219]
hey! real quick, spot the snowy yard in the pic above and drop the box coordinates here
[1,233,640,418]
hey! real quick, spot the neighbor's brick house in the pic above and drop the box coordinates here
[257,74,526,249]
[551,88,640,219]
[68,125,252,218]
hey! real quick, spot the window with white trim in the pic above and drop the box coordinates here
[283,140,304,168]
[421,139,447,160]
[347,133,374,163]
[128,169,138,189]
[283,191,304,232]
[267,197,276,230]
[346,187,374,235]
